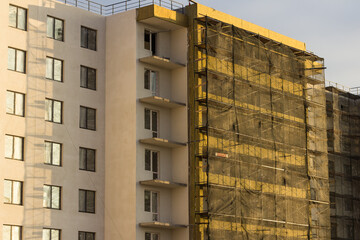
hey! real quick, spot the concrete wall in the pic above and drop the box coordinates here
[1,0,106,239]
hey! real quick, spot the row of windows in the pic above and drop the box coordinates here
[4,179,95,213]
[6,93,96,129]
[9,5,97,51]
[3,226,95,240]
[8,49,97,91]
[5,136,95,171]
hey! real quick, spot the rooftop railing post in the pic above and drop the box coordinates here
[100,5,102,15]
[75,0,77,7]
[125,1,128,11]
[88,1,90,11]
[159,0,161,6]
[139,0,141,8]
[112,5,114,14]
[171,1,173,10]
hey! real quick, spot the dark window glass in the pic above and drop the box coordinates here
[9,5,27,30]
[79,189,95,213]
[80,66,96,90]
[80,106,96,130]
[81,26,97,51]
[79,147,96,172]
[79,231,95,240]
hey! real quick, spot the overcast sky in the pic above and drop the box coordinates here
[100,0,360,88]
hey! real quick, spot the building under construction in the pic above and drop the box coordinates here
[326,86,360,239]
[188,6,331,240]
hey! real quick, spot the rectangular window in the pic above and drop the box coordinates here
[3,180,22,205]
[145,149,159,179]
[43,185,61,209]
[145,109,158,137]
[145,232,159,240]
[3,225,22,240]
[79,147,96,172]
[80,106,96,130]
[79,189,95,213]
[8,47,25,73]
[144,190,158,221]
[6,91,24,116]
[45,141,62,166]
[46,57,63,82]
[9,5,27,30]
[5,135,24,160]
[47,16,64,41]
[79,231,95,240]
[45,98,62,123]
[144,30,156,55]
[80,66,96,90]
[42,228,60,240]
[81,26,97,51]
[144,69,158,95]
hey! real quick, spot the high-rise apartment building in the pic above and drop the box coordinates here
[1,0,358,240]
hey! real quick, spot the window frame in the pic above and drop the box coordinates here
[8,47,26,73]
[45,98,63,124]
[144,108,159,137]
[43,184,61,210]
[80,106,96,131]
[42,228,61,240]
[3,179,23,205]
[80,65,97,90]
[47,16,64,41]
[5,134,24,161]
[79,147,96,172]
[81,26,97,51]
[145,149,159,179]
[44,141,62,167]
[46,56,63,82]
[3,224,22,240]
[144,190,159,221]
[144,29,156,55]
[6,90,25,117]
[78,231,95,240]
[9,5,27,31]
[145,232,159,240]
[79,189,96,214]
[144,69,158,96]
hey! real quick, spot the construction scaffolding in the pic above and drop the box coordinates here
[326,87,360,239]
[189,16,330,239]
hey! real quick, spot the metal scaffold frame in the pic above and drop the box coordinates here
[189,16,331,240]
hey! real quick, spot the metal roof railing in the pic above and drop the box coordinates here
[326,81,360,96]
[57,0,185,15]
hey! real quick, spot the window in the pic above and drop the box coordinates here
[80,106,96,130]
[344,198,353,211]
[79,147,95,172]
[6,91,24,116]
[344,164,352,176]
[81,26,97,51]
[145,232,159,240]
[144,30,156,55]
[43,228,60,240]
[4,180,22,205]
[145,109,158,137]
[3,225,22,240]
[9,5,27,30]
[144,190,158,221]
[80,66,96,90]
[47,16,64,41]
[43,185,61,209]
[8,48,25,73]
[145,149,158,179]
[79,231,95,240]
[144,69,158,95]
[45,141,62,166]
[79,189,95,213]
[5,135,24,160]
[45,98,62,123]
[46,57,63,82]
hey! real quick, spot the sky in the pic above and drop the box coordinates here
[100,0,360,88]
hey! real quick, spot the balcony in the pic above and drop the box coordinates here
[140,179,187,189]
[140,137,186,148]
[139,221,187,230]
[139,55,185,70]
[140,96,185,109]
